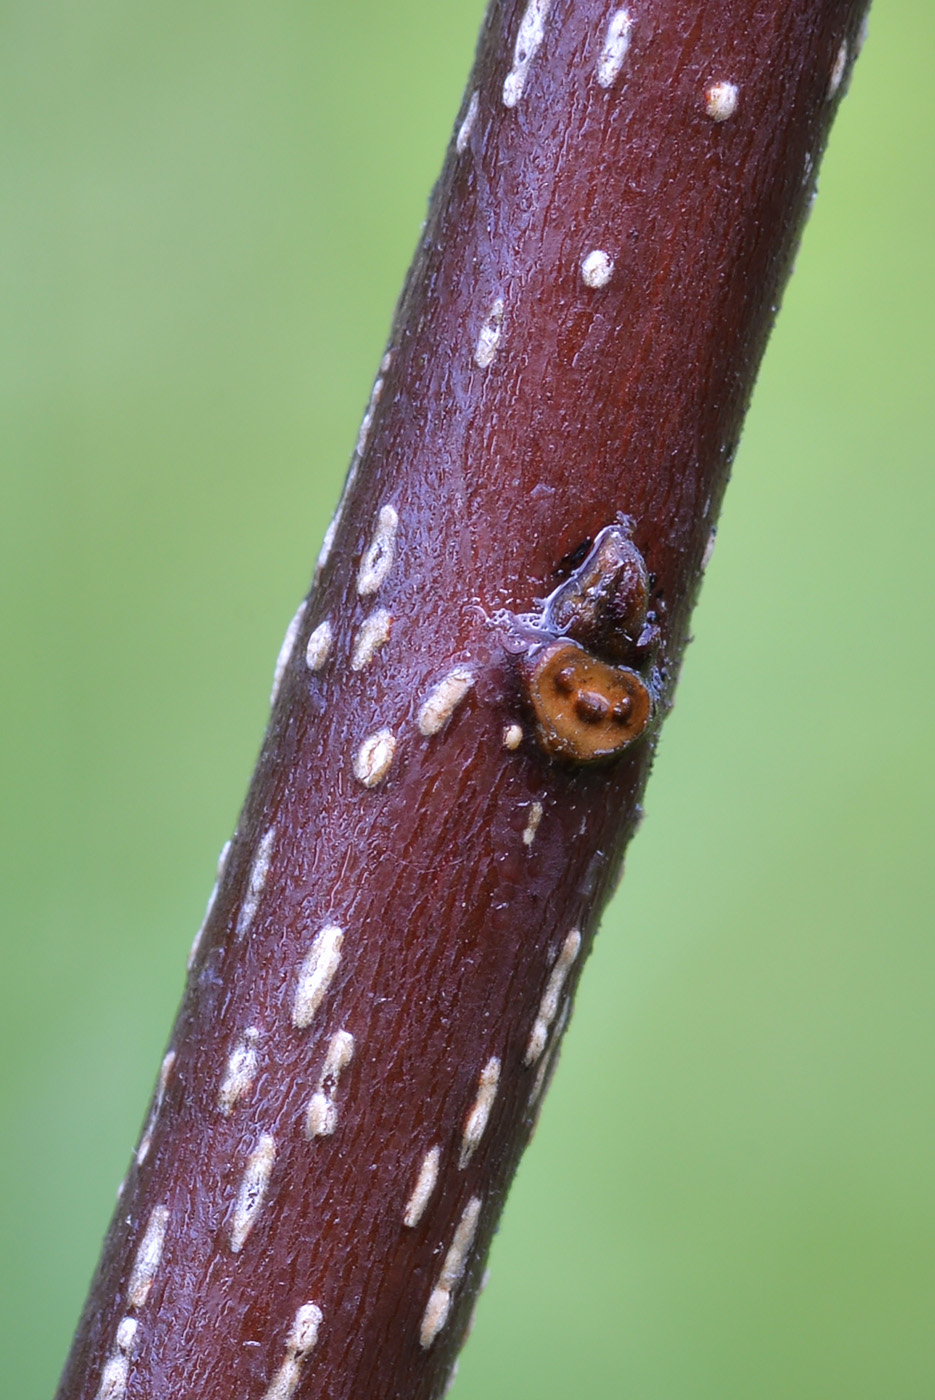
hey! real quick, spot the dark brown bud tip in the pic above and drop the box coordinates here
[544,523,650,664]
[519,641,653,763]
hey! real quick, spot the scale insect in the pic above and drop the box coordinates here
[517,522,660,763]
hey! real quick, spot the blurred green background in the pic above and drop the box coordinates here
[1,2,932,1396]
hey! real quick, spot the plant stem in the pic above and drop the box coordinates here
[56,2,870,1397]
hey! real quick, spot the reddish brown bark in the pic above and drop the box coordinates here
[56,2,869,1398]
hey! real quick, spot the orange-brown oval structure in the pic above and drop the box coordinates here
[521,641,654,762]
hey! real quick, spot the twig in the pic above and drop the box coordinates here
[55,2,870,1397]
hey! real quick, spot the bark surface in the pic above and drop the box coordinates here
[57,2,869,1397]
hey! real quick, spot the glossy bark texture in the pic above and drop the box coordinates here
[57,2,869,1397]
